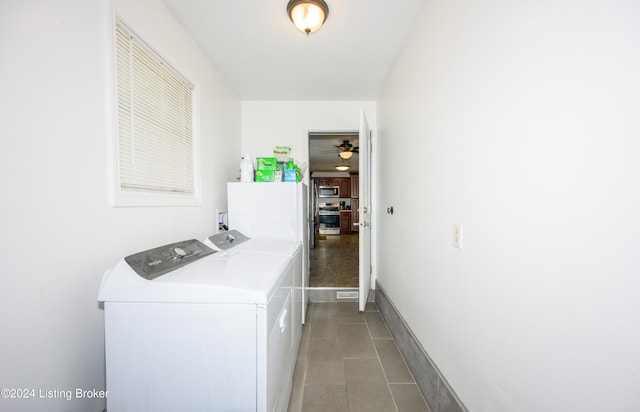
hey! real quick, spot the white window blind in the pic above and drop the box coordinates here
[115,17,195,197]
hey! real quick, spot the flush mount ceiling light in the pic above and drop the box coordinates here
[287,0,329,36]
[335,165,350,171]
[338,151,353,160]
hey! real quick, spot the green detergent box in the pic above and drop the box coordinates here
[257,157,277,171]
[255,169,275,182]
[255,157,278,182]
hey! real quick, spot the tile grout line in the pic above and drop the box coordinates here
[297,304,312,409]
[297,302,430,412]
[369,310,432,412]
[364,306,401,412]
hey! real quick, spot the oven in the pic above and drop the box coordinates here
[318,202,340,235]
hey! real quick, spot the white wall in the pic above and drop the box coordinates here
[0,1,239,411]
[377,1,640,411]
[240,101,379,287]
[240,101,376,184]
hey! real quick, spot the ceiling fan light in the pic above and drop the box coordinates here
[287,0,329,35]
[335,165,350,171]
[338,151,353,160]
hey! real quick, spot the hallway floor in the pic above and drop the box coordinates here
[288,301,430,412]
[310,234,359,287]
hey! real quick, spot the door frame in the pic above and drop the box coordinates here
[305,122,378,296]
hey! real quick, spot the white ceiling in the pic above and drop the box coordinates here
[161,0,426,172]
[161,0,427,101]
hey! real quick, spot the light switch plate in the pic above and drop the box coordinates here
[453,223,463,249]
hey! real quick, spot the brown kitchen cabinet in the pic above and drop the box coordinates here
[350,174,359,198]
[338,178,350,198]
[340,211,352,234]
[315,178,331,187]
[350,199,359,232]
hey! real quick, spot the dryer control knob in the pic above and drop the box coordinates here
[172,247,187,259]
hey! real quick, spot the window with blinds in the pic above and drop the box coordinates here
[113,17,198,205]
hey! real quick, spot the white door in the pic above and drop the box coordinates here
[358,109,372,312]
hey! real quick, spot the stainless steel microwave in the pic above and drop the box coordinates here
[318,185,339,198]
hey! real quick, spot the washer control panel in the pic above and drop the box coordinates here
[125,239,215,280]
[207,230,250,250]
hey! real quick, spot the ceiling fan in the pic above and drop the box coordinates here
[335,140,358,159]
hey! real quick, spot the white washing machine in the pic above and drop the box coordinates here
[206,229,300,257]
[205,229,307,324]
[98,239,296,412]
[205,230,305,358]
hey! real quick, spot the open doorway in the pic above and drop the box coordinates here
[308,132,360,288]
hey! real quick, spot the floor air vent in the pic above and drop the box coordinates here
[336,291,359,299]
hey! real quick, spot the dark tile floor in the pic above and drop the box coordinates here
[288,301,431,412]
[310,234,359,287]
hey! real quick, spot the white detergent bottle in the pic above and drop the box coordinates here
[240,154,254,182]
